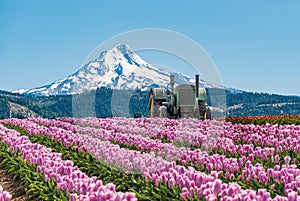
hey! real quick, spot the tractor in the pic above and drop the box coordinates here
[148,74,211,120]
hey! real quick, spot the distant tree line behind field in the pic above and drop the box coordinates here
[0,88,149,119]
[0,88,299,119]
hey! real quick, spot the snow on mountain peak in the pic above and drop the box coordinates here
[18,44,232,96]
[114,44,132,54]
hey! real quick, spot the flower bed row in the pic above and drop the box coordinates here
[56,117,300,156]
[3,122,181,201]
[34,117,300,199]
[2,118,300,200]
[0,124,136,201]
[0,126,69,200]
[37,118,300,170]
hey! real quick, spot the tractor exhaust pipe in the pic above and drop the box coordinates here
[195,74,199,98]
[170,74,175,94]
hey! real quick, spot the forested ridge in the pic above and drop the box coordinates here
[0,88,299,119]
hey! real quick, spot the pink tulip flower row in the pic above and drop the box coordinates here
[25,118,248,176]
[73,118,300,168]
[22,118,300,199]
[53,117,269,159]
[3,119,210,198]
[55,117,300,200]
[27,118,249,186]
[29,117,167,152]
[58,117,300,155]
[59,118,239,165]
[2,119,243,199]
[0,124,137,201]
[221,123,300,154]
[76,117,210,145]
[240,161,300,195]
[58,117,193,143]
[100,117,300,156]
[33,118,297,178]
[3,119,299,200]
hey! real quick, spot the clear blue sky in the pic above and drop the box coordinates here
[0,0,299,95]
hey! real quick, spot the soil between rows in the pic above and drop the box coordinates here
[0,160,40,201]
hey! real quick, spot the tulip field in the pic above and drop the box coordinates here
[226,115,300,126]
[0,117,300,201]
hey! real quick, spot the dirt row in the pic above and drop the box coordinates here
[0,161,31,201]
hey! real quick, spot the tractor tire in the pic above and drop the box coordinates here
[204,107,212,120]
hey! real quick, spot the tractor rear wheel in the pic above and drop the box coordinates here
[204,107,212,120]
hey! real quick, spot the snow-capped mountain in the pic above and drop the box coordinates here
[16,44,238,96]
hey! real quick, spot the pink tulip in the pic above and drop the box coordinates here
[227,186,235,197]
[189,187,195,198]
[181,187,189,199]
[285,156,291,164]
[288,191,298,201]
[2,192,12,201]
[275,155,280,163]
[213,179,222,194]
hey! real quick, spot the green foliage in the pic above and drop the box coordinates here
[0,88,149,118]
[225,91,300,116]
[0,99,9,119]
[5,124,181,201]
[0,140,69,200]
[1,89,300,119]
